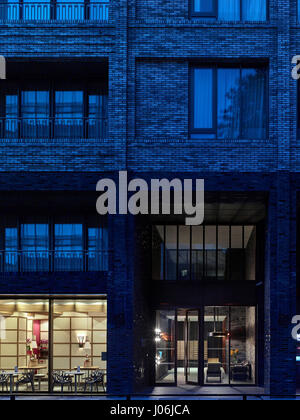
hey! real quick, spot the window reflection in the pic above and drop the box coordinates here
[155,310,176,384]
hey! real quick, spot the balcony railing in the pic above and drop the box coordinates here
[0,2,109,22]
[0,117,108,139]
[1,250,109,272]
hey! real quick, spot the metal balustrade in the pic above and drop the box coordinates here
[0,117,108,139]
[0,250,109,272]
[0,2,109,22]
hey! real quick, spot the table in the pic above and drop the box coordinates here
[18,366,46,371]
[68,371,85,393]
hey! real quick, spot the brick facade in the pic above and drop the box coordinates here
[0,0,298,395]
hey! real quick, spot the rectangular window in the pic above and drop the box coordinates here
[1,84,107,139]
[191,0,267,21]
[2,220,108,272]
[204,306,256,385]
[153,225,256,282]
[0,0,109,21]
[0,297,107,394]
[191,66,267,140]
[155,310,176,384]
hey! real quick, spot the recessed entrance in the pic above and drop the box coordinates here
[155,306,256,386]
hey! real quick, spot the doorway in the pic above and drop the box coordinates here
[155,306,256,386]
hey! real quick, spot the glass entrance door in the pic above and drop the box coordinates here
[185,310,200,384]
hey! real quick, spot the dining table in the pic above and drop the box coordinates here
[68,371,85,394]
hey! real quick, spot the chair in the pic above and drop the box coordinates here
[16,370,35,392]
[0,373,9,391]
[206,363,222,383]
[83,370,105,393]
[52,371,73,393]
[230,364,250,381]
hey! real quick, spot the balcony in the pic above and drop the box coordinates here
[1,250,109,272]
[0,1,110,23]
[0,117,108,139]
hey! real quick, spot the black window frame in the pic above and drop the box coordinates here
[0,79,108,139]
[190,0,268,22]
[189,63,268,140]
[152,224,257,282]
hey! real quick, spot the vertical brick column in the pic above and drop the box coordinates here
[107,214,134,394]
[265,172,296,395]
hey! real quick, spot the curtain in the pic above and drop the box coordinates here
[217,68,240,139]
[241,68,266,139]
[88,227,108,270]
[21,91,49,138]
[56,0,84,21]
[55,91,84,138]
[242,0,266,21]
[54,224,83,270]
[5,94,18,138]
[21,224,49,271]
[194,68,213,130]
[218,0,240,21]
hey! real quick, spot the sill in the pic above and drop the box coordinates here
[132,18,274,28]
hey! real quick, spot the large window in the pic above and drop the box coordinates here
[155,310,176,384]
[204,306,256,385]
[0,0,109,22]
[0,298,107,393]
[191,66,267,140]
[152,225,256,281]
[1,83,108,139]
[1,219,108,272]
[191,0,267,21]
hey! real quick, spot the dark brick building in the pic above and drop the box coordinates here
[0,0,298,396]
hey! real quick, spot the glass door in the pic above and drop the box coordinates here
[186,310,199,384]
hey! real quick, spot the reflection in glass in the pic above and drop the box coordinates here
[155,310,176,384]
[217,69,240,139]
[152,226,164,280]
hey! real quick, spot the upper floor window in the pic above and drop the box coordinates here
[152,225,256,282]
[0,0,109,22]
[2,219,108,272]
[192,0,267,21]
[190,65,267,140]
[0,82,108,139]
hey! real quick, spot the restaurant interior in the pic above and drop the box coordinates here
[0,297,107,393]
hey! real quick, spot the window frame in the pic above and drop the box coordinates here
[0,80,107,139]
[190,0,268,22]
[189,63,268,140]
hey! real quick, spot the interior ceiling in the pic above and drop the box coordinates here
[0,300,107,316]
[148,192,267,224]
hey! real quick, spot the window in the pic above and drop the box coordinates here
[1,83,108,139]
[191,66,267,140]
[0,298,107,394]
[2,219,108,272]
[0,0,109,22]
[152,225,256,281]
[191,0,267,21]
